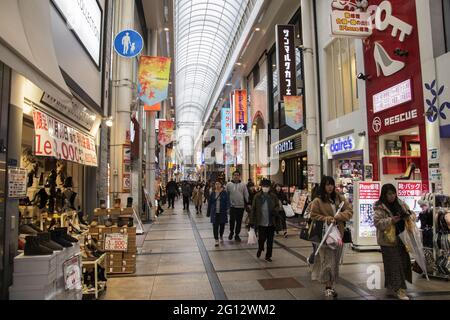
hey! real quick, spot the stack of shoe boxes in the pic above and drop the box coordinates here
[9,253,58,300]
[104,227,137,274]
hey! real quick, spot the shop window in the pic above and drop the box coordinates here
[326,38,359,121]
[444,0,450,52]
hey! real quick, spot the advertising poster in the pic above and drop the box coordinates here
[233,90,248,134]
[396,181,423,214]
[63,255,82,290]
[123,173,131,192]
[221,108,232,144]
[330,0,372,38]
[291,190,308,215]
[104,233,129,252]
[284,96,304,130]
[138,56,171,106]
[32,110,98,167]
[364,164,373,181]
[8,168,27,198]
[357,182,381,238]
[158,120,175,146]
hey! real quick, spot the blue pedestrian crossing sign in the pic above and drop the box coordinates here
[114,29,143,58]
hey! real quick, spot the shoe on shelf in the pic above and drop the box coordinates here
[257,250,262,258]
[50,230,73,248]
[235,235,241,242]
[19,224,38,235]
[265,257,273,262]
[56,227,78,243]
[395,289,410,300]
[228,233,234,241]
[325,288,338,298]
[24,236,53,256]
[215,240,220,247]
[37,232,64,251]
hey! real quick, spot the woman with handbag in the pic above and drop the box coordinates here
[374,184,415,300]
[274,184,289,238]
[310,176,353,298]
[207,181,230,247]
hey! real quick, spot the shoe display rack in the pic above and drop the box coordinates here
[81,253,107,299]
[89,226,137,274]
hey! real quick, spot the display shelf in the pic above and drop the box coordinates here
[382,156,421,175]
[81,253,106,300]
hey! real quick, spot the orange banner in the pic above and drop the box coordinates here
[234,90,248,133]
[144,103,161,111]
[158,120,175,146]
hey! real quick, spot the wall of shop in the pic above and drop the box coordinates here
[315,0,369,179]
[49,0,106,108]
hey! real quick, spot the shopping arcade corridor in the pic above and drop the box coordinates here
[101,200,450,300]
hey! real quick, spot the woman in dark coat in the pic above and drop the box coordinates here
[207,181,230,247]
[274,184,289,238]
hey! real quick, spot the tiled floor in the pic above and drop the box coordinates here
[102,200,450,300]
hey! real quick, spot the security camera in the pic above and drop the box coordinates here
[394,48,409,57]
[357,73,370,81]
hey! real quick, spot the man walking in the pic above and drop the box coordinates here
[226,171,249,242]
[166,179,178,209]
[249,179,281,262]
[182,181,192,211]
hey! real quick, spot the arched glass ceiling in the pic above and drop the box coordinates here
[174,0,249,158]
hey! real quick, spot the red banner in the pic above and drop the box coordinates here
[234,90,248,133]
[158,120,175,146]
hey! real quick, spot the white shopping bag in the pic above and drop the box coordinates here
[283,205,295,218]
[247,228,257,245]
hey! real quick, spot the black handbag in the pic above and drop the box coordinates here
[299,219,324,242]
[343,227,353,244]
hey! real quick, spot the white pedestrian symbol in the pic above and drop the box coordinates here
[131,43,136,54]
[122,32,131,55]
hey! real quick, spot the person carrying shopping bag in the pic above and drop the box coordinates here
[373,183,416,300]
[207,181,230,247]
[249,179,282,262]
[310,176,353,298]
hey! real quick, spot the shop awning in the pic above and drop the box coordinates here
[0,0,72,105]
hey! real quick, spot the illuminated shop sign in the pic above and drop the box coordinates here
[373,79,412,113]
[371,109,418,133]
[276,24,297,100]
[52,0,102,66]
[328,135,356,155]
[275,140,295,155]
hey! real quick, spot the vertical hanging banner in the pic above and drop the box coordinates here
[221,108,232,144]
[276,25,297,101]
[284,95,304,130]
[233,90,248,134]
[138,56,172,106]
[158,120,175,146]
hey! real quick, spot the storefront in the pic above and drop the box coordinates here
[272,134,308,192]
[364,0,429,192]
[325,133,365,203]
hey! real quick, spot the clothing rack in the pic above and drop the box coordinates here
[425,193,450,281]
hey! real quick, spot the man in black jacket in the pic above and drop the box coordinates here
[166,179,178,209]
[182,181,192,210]
[249,179,281,262]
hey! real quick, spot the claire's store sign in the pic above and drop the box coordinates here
[275,24,297,100]
[327,135,355,156]
[32,110,98,167]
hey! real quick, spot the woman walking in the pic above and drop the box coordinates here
[207,181,230,247]
[310,176,353,298]
[374,183,415,300]
[274,184,289,238]
[192,183,204,214]
[305,183,320,265]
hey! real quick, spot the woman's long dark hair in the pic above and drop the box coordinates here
[319,176,337,203]
[378,183,407,216]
